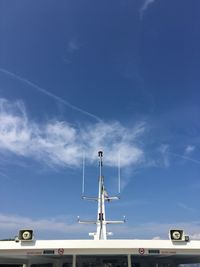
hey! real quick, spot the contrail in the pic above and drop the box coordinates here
[169,152,200,165]
[0,68,102,122]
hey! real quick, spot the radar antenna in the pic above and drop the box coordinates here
[78,151,125,240]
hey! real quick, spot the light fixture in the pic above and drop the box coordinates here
[169,229,189,242]
[18,230,33,241]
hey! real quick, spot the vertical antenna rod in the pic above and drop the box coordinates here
[118,153,121,194]
[82,153,85,195]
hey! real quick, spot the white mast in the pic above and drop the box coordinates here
[96,151,107,240]
[78,151,125,240]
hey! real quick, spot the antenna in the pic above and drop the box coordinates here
[82,152,85,195]
[78,151,125,240]
[118,153,121,194]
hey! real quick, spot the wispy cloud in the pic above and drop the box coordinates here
[67,38,84,53]
[113,199,150,208]
[0,213,89,239]
[64,38,85,63]
[0,68,101,122]
[184,145,195,155]
[177,202,197,213]
[0,98,144,168]
[158,144,200,167]
[140,0,156,18]
[159,144,170,167]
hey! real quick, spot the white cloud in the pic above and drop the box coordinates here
[1,212,200,240]
[185,145,195,155]
[0,213,90,239]
[159,144,170,167]
[190,233,200,240]
[9,212,173,240]
[152,236,161,240]
[0,98,144,168]
[88,220,200,240]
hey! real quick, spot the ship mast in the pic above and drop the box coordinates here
[96,151,106,240]
[78,151,125,240]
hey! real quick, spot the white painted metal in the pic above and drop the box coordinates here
[1,239,200,259]
[95,151,107,240]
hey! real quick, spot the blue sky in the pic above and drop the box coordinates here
[0,0,200,240]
